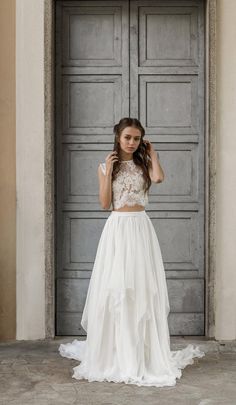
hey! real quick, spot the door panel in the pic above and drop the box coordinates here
[55,0,205,336]
[55,0,130,335]
[129,0,205,335]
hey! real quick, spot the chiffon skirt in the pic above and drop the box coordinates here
[58,210,205,387]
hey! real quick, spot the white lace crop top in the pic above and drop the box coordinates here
[100,159,149,209]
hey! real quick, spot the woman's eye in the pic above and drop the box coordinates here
[124,136,140,141]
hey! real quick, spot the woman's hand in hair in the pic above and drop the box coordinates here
[143,140,164,183]
[105,151,119,175]
[143,139,155,157]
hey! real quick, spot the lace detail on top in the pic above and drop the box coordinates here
[100,160,149,209]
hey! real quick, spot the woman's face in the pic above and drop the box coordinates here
[118,126,142,155]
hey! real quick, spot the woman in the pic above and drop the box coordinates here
[59,117,205,387]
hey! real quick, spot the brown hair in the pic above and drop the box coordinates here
[112,117,152,193]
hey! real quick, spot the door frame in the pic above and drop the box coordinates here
[44,0,217,338]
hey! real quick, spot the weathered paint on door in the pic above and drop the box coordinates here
[55,0,205,336]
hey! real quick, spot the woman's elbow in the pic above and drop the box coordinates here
[99,199,111,210]
[101,203,110,210]
[152,175,164,184]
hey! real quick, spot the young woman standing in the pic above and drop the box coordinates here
[59,117,205,387]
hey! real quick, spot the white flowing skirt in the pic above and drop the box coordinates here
[58,210,205,387]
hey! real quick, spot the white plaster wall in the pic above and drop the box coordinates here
[16,0,45,339]
[215,0,236,340]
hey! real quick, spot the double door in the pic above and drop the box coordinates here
[55,0,205,336]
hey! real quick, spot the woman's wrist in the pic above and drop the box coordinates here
[105,170,112,178]
[150,150,160,160]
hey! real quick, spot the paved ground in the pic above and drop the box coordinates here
[0,337,236,405]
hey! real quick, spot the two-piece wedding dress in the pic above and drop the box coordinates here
[58,158,205,387]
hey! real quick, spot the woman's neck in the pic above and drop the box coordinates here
[120,153,133,161]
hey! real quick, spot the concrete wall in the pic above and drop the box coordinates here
[0,0,16,340]
[215,0,236,340]
[16,0,45,339]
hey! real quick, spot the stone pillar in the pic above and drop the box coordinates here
[16,0,45,339]
[215,0,236,340]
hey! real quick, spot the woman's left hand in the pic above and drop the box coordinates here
[143,139,155,156]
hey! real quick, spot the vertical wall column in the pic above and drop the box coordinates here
[215,0,236,340]
[16,0,45,339]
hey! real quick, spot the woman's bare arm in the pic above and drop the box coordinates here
[143,140,164,183]
[148,151,165,183]
[98,166,112,209]
[98,151,118,209]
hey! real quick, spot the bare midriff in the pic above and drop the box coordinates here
[112,204,145,212]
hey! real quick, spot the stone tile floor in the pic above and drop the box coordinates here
[0,337,236,405]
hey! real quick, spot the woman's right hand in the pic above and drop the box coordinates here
[105,151,119,175]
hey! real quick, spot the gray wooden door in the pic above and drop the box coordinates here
[56,0,205,336]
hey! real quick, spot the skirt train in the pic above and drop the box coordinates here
[59,210,205,387]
